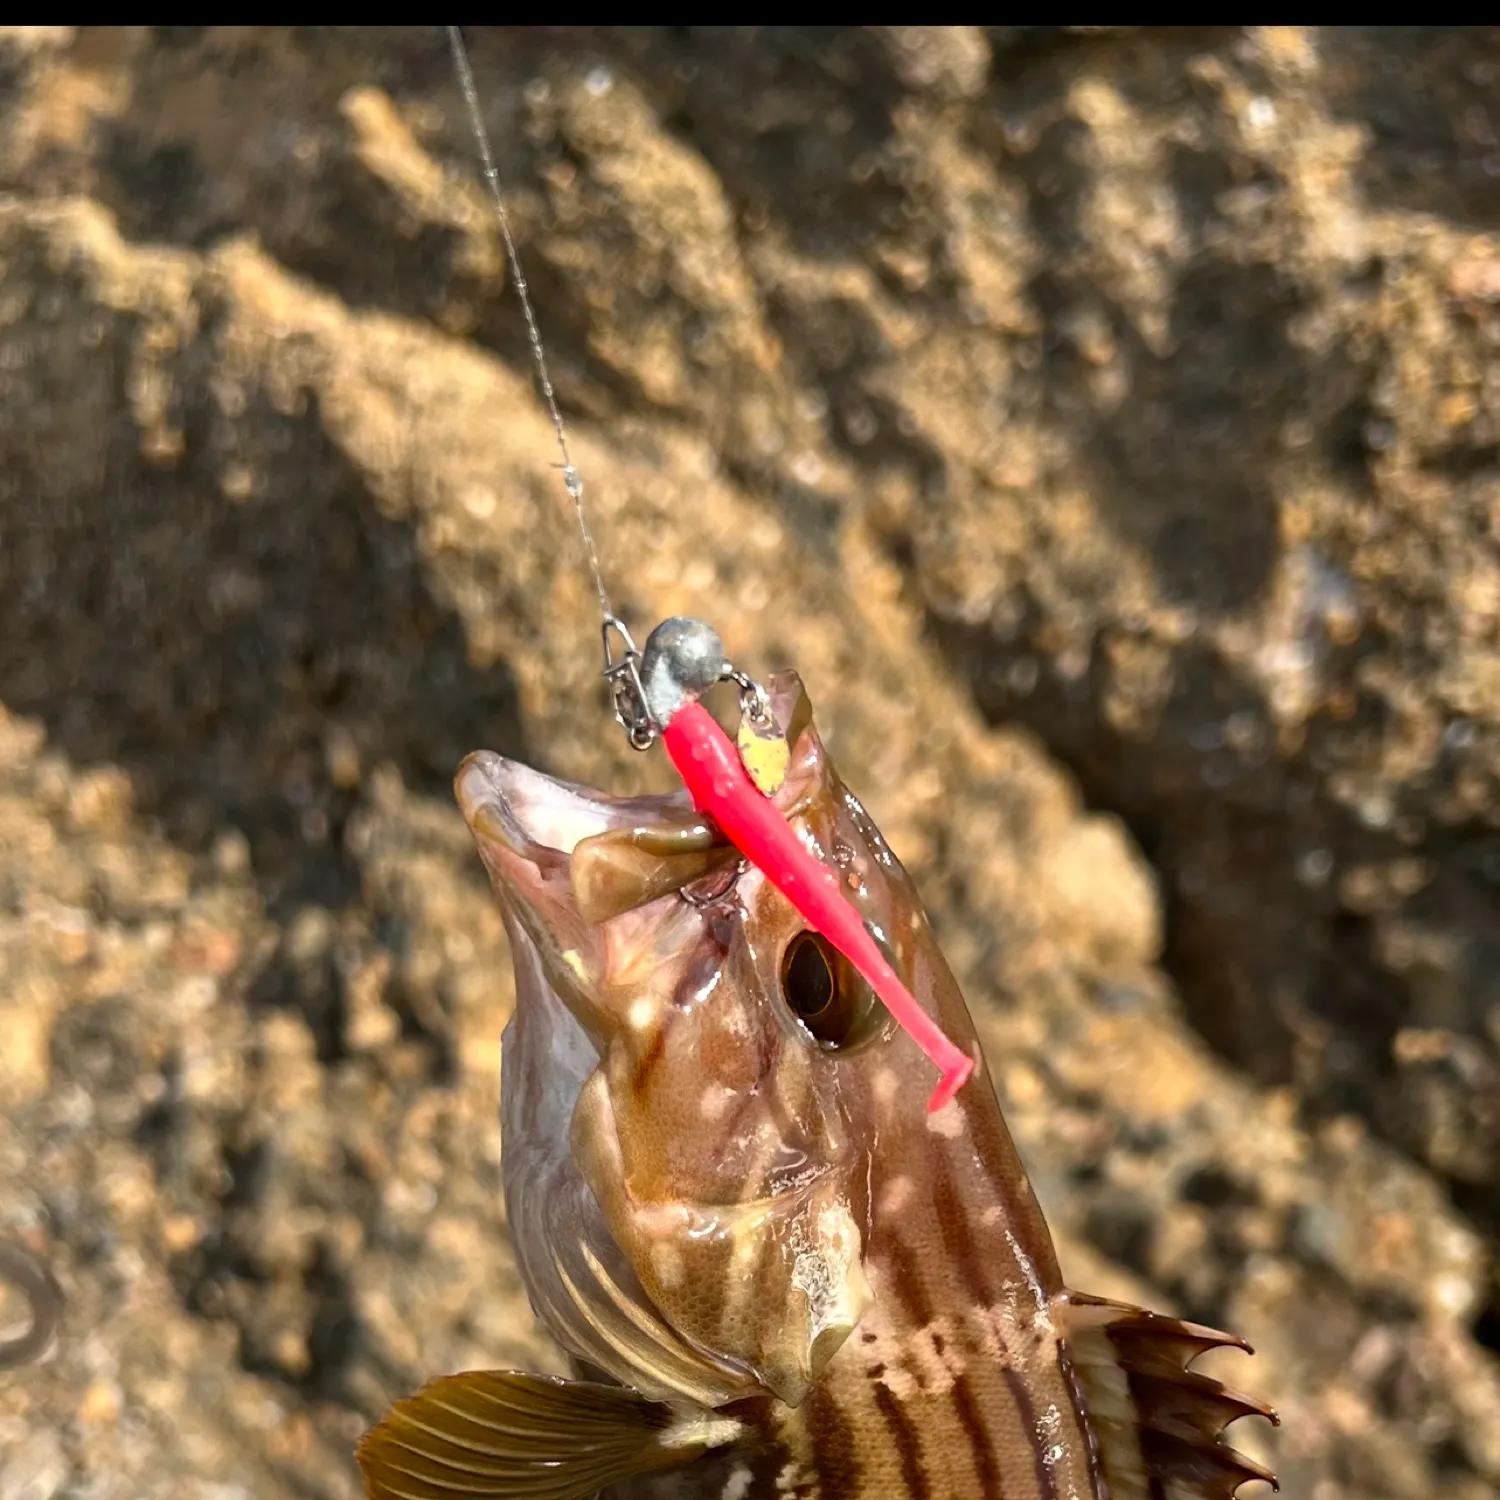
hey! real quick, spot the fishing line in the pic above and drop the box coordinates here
[445,25,610,625]
[446,25,657,749]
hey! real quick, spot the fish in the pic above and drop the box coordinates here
[0,1239,63,1371]
[356,670,1276,1499]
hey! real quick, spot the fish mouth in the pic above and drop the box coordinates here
[455,752,696,875]
[454,753,643,978]
[455,671,816,885]
[458,752,747,928]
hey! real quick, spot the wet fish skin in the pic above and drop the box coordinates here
[358,672,1276,1500]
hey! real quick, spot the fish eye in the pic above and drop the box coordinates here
[779,932,889,1050]
[782,932,836,1022]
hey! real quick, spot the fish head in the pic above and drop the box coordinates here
[456,672,979,1407]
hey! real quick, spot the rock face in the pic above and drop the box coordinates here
[0,24,1498,1500]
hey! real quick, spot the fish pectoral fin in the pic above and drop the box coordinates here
[1061,1292,1279,1498]
[357,1369,740,1500]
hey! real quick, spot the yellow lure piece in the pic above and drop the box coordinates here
[736,716,790,796]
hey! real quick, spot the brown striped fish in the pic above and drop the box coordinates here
[358,672,1277,1500]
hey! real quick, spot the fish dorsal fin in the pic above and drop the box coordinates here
[1061,1293,1279,1499]
[357,1370,740,1500]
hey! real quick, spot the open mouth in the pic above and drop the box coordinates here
[457,751,747,926]
[455,752,688,860]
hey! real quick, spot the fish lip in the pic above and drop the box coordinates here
[454,750,533,857]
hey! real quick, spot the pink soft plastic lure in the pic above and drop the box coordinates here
[639,616,973,1115]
